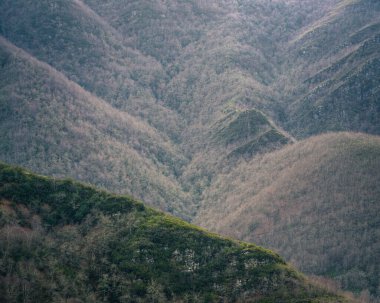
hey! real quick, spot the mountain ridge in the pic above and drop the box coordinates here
[0,0,379,299]
[195,132,380,298]
[0,161,348,303]
[0,35,192,218]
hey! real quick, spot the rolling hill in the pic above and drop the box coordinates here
[0,162,347,303]
[195,132,380,298]
[0,36,191,219]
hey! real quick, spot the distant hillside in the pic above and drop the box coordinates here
[0,0,183,139]
[195,132,380,298]
[1,0,379,213]
[0,162,347,303]
[0,37,191,218]
[179,108,291,200]
[279,0,380,137]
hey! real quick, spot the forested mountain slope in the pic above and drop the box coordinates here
[0,37,191,218]
[1,0,378,212]
[0,0,379,299]
[0,162,347,303]
[195,132,380,298]
[0,0,184,139]
[279,0,380,137]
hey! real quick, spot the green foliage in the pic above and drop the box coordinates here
[0,162,345,303]
[0,162,145,226]
[213,109,271,145]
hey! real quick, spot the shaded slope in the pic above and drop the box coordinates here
[280,0,380,138]
[179,108,291,200]
[0,0,183,139]
[212,108,291,158]
[83,0,228,64]
[0,0,152,104]
[195,132,380,297]
[0,37,191,218]
[0,162,346,303]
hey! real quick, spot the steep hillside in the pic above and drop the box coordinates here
[0,162,347,303]
[0,37,191,218]
[1,0,378,197]
[279,0,380,137]
[77,0,380,155]
[180,108,291,200]
[0,0,379,299]
[195,132,380,298]
[1,0,379,206]
[0,0,297,213]
[83,0,228,64]
[0,0,183,139]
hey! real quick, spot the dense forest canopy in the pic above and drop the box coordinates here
[0,0,379,300]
